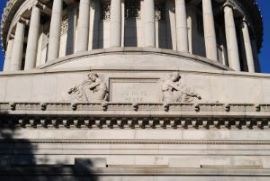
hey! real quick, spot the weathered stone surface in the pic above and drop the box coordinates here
[0,0,267,180]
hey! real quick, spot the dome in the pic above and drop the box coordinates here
[0,0,263,73]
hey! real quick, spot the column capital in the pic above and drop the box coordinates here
[9,33,15,40]
[36,2,52,16]
[19,17,30,25]
[242,17,249,25]
[222,2,235,11]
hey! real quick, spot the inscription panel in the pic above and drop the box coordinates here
[110,78,161,102]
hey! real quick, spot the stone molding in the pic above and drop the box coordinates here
[2,102,269,113]
[0,166,270,176]
[2,139,270,145]
[38,48,231,71]
[1,64,270,78]
[1,102,270,130]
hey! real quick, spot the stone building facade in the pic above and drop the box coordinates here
[0,0,269,180]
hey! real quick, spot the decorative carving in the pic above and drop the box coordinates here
[125,0,141,19]
[68,73,108,102]
[161,72,202,103]
[155,3,165,20]
[60,17,69,35]
[101,1,111,20]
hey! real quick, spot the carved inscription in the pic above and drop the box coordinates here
[110,79,162,103]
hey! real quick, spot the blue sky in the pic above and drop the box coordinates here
[0,0,269,73]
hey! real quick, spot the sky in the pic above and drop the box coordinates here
[0,0,269,73]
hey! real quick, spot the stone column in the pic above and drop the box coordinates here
[88,0,95,50]
[25,6,40,70]
[202,0,217,61]
[166,0,176,50]
[251,39,259,72]
[10,22,25,71]
[110,0,122,47]
[242,19,255,73]
[76,0,91,52]
[224,5,240,71]
[48,0,63,61]
[187,15,192,53]
[143,0,155,47]
[3,39,14,71]
[175,0,188,52]
[121,0,125,47]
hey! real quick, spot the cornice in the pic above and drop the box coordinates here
[2,139,270,145]
[1,102,270,130]
[1,166,270,176]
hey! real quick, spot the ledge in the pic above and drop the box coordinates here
[1,102,270,130]
[37,47,231,71]
[1,62,270,78]
[0,166,270,176]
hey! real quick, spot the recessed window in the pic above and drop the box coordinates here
[101,1,111,20]
[125,0,141,19]
[155,3,166,21]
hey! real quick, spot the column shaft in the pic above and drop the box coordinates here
[76,0,91,52]
[242,20,255,73]
[88,0,95,50]
[48,0,63,61]
[143,0,155,47]
[166,0,176,50]
[10,22,25,71]
[202,0,217,60]
[187,15,192,53]
[224,5,240,71]
[3,39,14,71]
[25,6,40,70]
[175,0,188,52]
[110,0,122,47]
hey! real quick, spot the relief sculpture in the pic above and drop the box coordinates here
[162,72,202,103]
[68,73,108,102]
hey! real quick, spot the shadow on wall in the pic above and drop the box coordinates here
[0,112,99,181]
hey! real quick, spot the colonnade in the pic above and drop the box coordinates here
[3,0,257,73]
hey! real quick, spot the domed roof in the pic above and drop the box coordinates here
[236,0,263,51]
[0,0,263,51]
